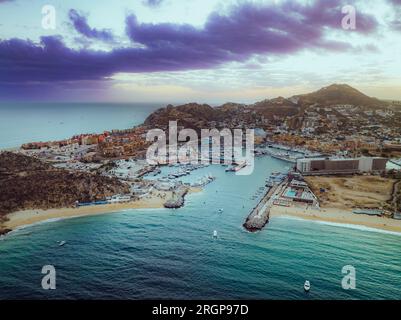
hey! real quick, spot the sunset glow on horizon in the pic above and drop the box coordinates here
[1,0,400,103]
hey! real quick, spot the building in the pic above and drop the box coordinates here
[383,143,401,152]
[296,157,388,175]
[281,179,317,205]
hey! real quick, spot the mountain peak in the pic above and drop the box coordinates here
[294,84,385,107]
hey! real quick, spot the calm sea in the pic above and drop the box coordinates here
[0,103,401,299]
[0,103,163,149]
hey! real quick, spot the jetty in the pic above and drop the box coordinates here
[243,179,287,232]
[163,186,189,209]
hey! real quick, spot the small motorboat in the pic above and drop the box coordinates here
[304,280,311,292]
[213,230,218,238]
[58,241,66,247]
[218,208,224,213]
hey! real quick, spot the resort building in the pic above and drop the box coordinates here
[296,157,388,175]
[281,179,317,205]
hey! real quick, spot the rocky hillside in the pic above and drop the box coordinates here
[144,84,385,128]
[0,152,130,221]
[293,84,385,107]
[250,96,300,118]
[145,103,226,130]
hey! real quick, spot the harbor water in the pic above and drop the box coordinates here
[1,156,401,299]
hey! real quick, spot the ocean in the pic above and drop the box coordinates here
[1,104,401,299]
[0,102,163,149]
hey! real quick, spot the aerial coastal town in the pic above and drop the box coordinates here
[1,84,401,235]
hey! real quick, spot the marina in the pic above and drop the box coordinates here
[2,149,401,300]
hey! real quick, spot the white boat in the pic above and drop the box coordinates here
[218,208,224,213]
[213,230,218,238]
[108,195,131,203]
[304,280,311,292]
[58,241,66,247]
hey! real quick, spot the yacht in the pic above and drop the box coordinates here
[58,241,66,247]
[304,280,311,292]
[213,230,218,238]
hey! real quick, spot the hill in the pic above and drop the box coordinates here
[293,84,385,107]
[143,84,388,129]
[0,152,129,234]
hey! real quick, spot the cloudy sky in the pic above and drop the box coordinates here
[0,0,400,103]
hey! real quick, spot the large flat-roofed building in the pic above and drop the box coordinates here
[296,157,388,175]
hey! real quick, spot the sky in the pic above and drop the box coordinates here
[0,0,400,104]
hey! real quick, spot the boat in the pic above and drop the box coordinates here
[218,208,224,213]
[304,280,311,292]
[58,241,66,247]
[213,230,218,238]
[108,195,131,203]
[225,162,247,172]
[234,162,247,172]
[271,153,297,163]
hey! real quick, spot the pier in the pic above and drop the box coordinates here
[243,179,287,232]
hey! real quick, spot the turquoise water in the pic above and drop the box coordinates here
[285,190,297,198]
[1,156,401,299]
[0,103,163,149]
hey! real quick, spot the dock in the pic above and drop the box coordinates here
[243,179,287,232]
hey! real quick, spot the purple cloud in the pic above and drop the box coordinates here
[69,9,114,41]
[126,0,377,59]
[0,0,378,93]
[143,0,164,7]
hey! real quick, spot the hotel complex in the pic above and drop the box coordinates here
[296,157,388,175]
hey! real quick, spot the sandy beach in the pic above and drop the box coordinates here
[270,205,401,233]
[2,188,201,232]
[3,185,401,235]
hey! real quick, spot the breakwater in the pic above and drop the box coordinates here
[163,186,189,208]
[243,180,287,232]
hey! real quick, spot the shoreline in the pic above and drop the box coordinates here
[4,201,401,238]
[1,188,201,234]
[2,199,165,233]
[270,205,401,233]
